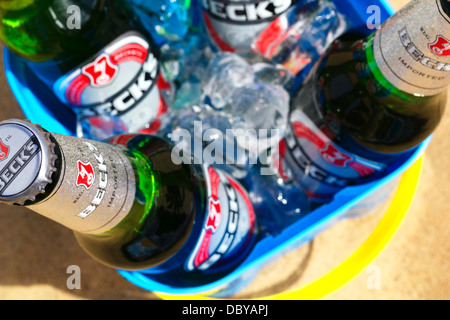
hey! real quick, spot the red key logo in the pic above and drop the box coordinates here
[206,198,222,232]
[429,35,450,57]
[205,167,223,232]
[320,144,352,167]
[0,139,9,161]
[82,54,118,87]
[76,161,95,189]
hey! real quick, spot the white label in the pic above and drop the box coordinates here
[54,32,164,131]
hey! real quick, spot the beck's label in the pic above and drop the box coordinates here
[277,110,385,200]
[200,0,292,24]
[30,134,136,234]
[200,0,293,51]
[54,32,164,131]
[373,0,450,96]
[0,127,41,197]
[186,165,255,272]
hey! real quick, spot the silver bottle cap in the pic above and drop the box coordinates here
[0,119,57,205]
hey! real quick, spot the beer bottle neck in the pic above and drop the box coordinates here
[0,119,138,234]
[371,0,450,97]
[27,132,137,234]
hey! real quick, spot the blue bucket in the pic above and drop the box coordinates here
[3,0,428,298]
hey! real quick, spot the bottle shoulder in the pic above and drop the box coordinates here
[74,134,205,271]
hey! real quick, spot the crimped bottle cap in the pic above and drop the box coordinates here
[0,119,57,205]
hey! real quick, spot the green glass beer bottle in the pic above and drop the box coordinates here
[0,119,257,285]
[277,0,448,201]
[0,0,168,133]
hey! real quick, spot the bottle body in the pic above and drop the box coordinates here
[278,0,447,200]
[0,0,167,133]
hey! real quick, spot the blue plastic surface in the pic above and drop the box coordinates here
[3,48,77,136]
[3,0,427,296]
